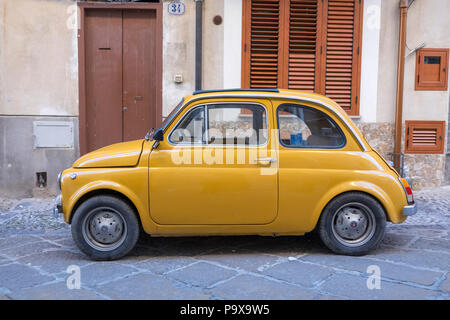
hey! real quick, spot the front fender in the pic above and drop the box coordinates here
[61,168,150,230]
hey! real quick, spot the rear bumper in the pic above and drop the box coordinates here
[403,202,417,216]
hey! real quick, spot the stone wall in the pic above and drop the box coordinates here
[355,122,447,189]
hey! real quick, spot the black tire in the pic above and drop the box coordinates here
[71,195,140,261]
[318,192,386,256]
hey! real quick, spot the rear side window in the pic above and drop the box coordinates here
[277,104,346,149]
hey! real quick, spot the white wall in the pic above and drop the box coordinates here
[223,0,242,89]
[359,0,381,123]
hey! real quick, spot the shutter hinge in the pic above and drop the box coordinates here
[417,75,420,83]
[355,96,358,104]
[320,46,323,54]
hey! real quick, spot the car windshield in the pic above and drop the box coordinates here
[145,98,184,140]
[161,98,184,129]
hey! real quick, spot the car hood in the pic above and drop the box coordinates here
[73,140,145,168]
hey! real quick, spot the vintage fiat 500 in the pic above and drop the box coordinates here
[55,89,417,260]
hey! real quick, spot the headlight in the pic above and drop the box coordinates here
[57,172,62,191]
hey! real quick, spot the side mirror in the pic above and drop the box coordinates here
[153,128,164,141]
[151,128,164,150]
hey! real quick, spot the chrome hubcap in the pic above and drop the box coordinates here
[82,207,127,251]
[331,203,376,247]
[89,211,124,244]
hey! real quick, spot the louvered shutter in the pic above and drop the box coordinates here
[405,121,445,154]
[324,0,362,114]
[243,0,281,88]
[242,0,363,115]
[287,0,320,92]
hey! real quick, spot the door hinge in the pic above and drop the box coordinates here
[357,46,360,55]
[244,43,247,52]
[355,96,358,104]
[320,45,323,54]
[417,75,420,83]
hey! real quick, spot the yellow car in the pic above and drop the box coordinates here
[55,89,417,260]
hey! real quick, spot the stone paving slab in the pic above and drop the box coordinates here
[8,282,102,300]
[207,274,317,300]
[0,186,449,300]
[96,273,212,300]
[166,261,238,288]
[319,273,443,300]
[0,263,55,292]
[298,254,444,286]
[261,260,334,288]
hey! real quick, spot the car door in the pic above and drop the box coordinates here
[148,98,278,225]
[273,100,361,231]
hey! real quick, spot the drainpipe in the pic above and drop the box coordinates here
[393,0,409,175]
[195,0,203,91]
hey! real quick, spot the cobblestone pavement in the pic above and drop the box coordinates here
[0,187,449,300]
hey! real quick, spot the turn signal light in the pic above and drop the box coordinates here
[399,178,414,204]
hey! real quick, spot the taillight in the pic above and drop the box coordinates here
[399,178,414,204]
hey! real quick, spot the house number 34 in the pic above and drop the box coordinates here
[168,2,185,15]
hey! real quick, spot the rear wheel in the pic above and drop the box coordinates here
[71,195,140,261]
[318,192,386,256]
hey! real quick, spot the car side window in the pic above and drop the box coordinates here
[169,103,268,146]
[207,104,268,145]
[169,107,205,144]
[277,104,346,148]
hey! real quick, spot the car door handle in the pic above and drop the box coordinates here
[254,158,276,163]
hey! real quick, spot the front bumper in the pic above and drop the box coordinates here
[53,194,63,218]
[403,202,417,216]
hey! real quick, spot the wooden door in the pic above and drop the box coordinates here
[122,10,159,141]
[85,9,123,152]
[83,8,160,153]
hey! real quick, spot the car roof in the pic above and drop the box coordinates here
[185,88,341,113]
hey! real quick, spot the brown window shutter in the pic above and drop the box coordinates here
[242,0,363,116]
[242,0,281,88]
[323,0,363,115]
[287,0,321,92]
[415,48,449,91]
[405,121,446,154]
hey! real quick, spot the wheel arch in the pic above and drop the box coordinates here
[309,182,397,231]
[68,188,141,227]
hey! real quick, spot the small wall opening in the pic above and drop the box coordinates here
[36,172,47,188]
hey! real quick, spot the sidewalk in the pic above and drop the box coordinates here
[0,186,449,300]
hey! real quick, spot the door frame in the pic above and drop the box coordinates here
[77,2,163,155]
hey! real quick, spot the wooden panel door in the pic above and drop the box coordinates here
[122,10,159,141]
[85,9,123,152]
[83,8,160,153]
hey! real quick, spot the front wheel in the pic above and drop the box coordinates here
[318,192,386,256]
[71,195,140,261]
